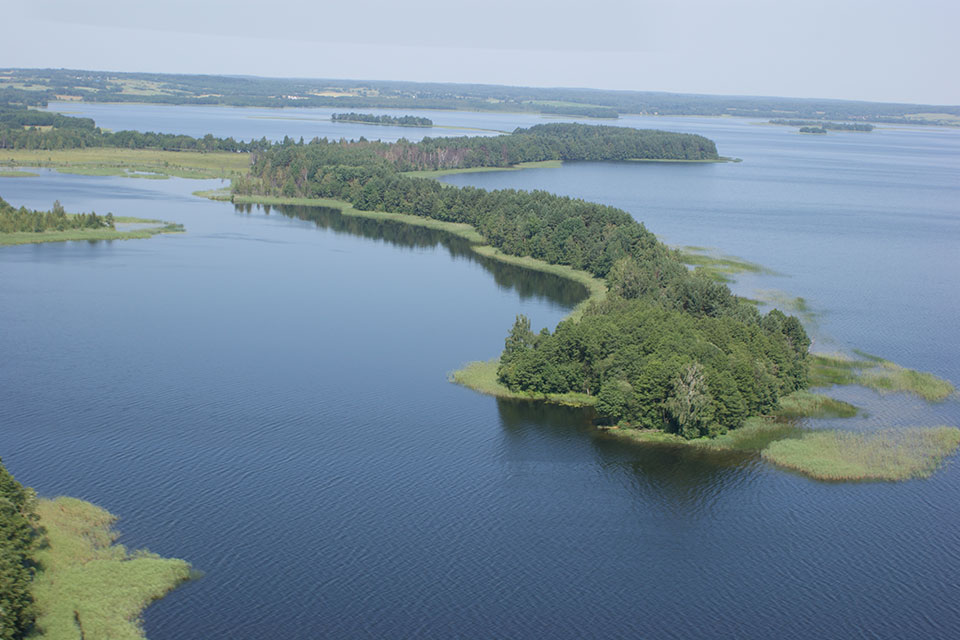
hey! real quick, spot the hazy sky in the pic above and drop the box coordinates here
[4,0,958,105]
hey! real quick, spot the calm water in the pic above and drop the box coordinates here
[1,106,959,638]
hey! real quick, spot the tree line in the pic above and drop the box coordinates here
[234,123,808,438]
[0,459,37,639]
[332,113,433,127]
[0,105,272,152]
[0,197,114,233]
[770,119,874,131]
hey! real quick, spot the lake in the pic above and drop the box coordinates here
[1,105,958,638]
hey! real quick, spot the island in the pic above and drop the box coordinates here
[0,197,184,246]
[331,112,433,127]
[770,119,875,131]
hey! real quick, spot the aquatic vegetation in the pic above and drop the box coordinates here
[30,497,192,640]
[761,427,960,481]
[810,353,955,402]
[776,390,858,419]
[677,247,771,282]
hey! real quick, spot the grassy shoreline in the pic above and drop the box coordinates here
[1,217,183,246]
[402,160,562,179]
[1,148,250,179]
[30,497,192,639]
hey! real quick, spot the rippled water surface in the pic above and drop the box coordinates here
[1,106,959,639]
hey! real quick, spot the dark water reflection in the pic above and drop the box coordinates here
[241,202,589,308]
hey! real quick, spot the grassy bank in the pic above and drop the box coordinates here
[1,218,183,246]
[402,160,562,179]
[762,427,960,481]
[810,353,955,401]
[449,359,596,407]
[776,390,858,419]
[30,497,191,640]
[0,169,38,177]
[1,148,250,179]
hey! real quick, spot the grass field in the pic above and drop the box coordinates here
[0,169,39,177]
[29,497,192,640]
[1,148,251,179]
[762,427,960,481]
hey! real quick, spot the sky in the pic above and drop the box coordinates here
[4,0,958,106]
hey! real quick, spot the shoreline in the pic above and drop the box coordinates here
[0,217,184,246]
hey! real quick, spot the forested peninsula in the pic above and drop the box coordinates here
[232,123,807,439]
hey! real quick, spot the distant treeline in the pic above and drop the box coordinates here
[799,126,827,134]
[0,459,37,639]
[0,197,115,233]
[542,105,619,119]
[0,105,271,151]
[235,122,807,437]
[3,68,958,124]
[332,112,433,127]
[770,119,874,131]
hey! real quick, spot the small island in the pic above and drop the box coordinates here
[771,119,874,132]
[331,112,433,127]
[0,197,184,245]
[800,126,828,134]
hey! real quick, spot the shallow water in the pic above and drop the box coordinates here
[1,106,959,638]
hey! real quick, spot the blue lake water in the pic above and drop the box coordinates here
[1,105,959,638]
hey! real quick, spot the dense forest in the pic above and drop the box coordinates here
[0,460,37,640]
[332,113,433,127]
[0,197,114,233]
[235,123,808,437]
[799,126,828,134]
[3,68,958,124]
[770,119,874,131]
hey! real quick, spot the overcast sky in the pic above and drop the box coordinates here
[4,0,957,105]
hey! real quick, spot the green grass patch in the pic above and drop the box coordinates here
[402,160,563,179]
[29,497,192,640]
[761,427,960,481]
[776,390,859,419]
[1,148,251,179]
[677,246,774,283]
[0,169,38,177]
[753,289,811,314]
[1,220,183,246]
[192,188,233,201]
[809,353,955,402]
[449,359,596,407]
